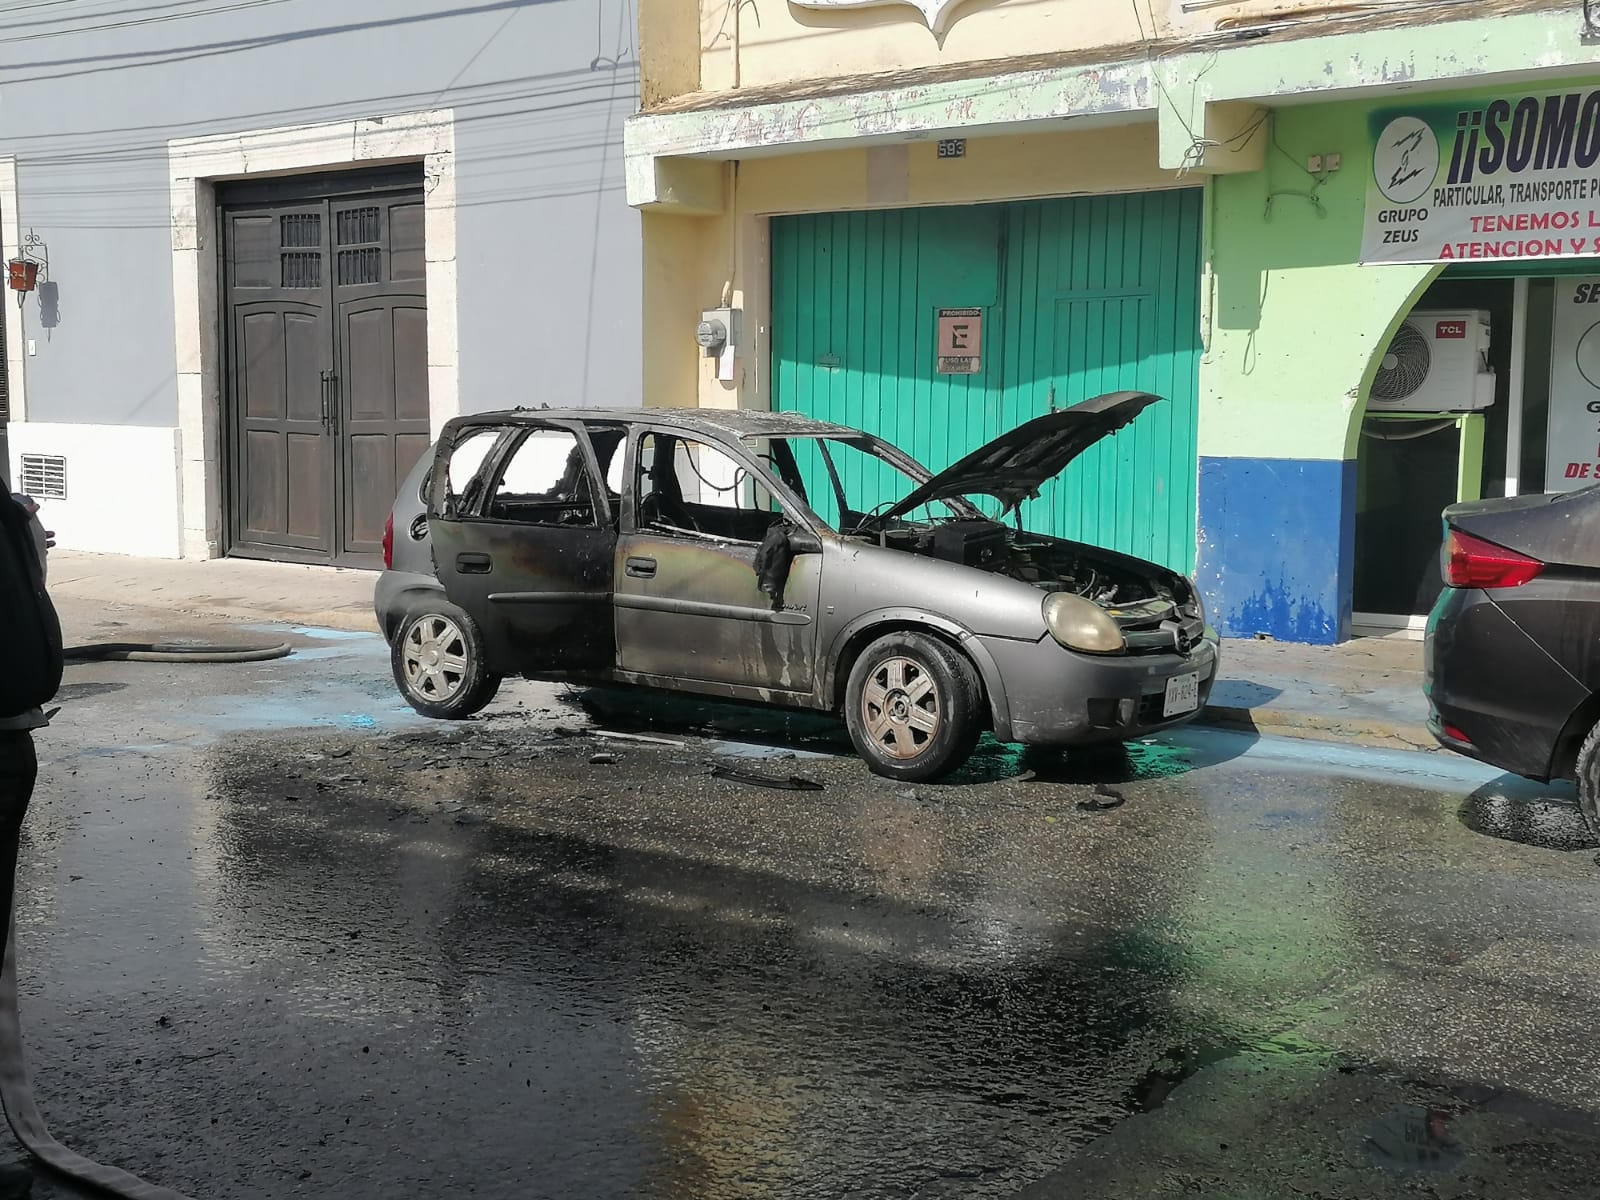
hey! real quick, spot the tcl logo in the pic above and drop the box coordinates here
[1435,321,1467,339]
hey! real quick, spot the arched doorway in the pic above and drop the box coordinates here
[1350,267,1564,635]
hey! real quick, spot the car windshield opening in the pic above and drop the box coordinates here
[747,433,994,533]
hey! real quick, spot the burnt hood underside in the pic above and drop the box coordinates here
[879,391,1164,522]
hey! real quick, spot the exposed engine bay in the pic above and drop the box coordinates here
[853,518,1181,609]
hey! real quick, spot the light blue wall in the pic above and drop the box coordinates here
[0,0,641,426]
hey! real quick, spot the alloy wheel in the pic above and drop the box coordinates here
[402,615,469,702]
[860,655,941,760]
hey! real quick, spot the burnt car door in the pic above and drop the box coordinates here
[613,428,822,695]
[427,418,616,675]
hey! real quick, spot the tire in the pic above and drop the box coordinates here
[391,603,501,720]
[1577,718,1600,837]
[843,631,983,781]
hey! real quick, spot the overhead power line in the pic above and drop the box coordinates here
[2,0,296,41]
[0,0,546,82]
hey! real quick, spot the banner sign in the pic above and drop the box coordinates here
[1546,277,1600,492]
[1362,89,1600,265]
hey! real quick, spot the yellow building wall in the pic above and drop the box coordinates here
[698,0,1138,95]
[639,0,701,108]
[641,121,1189,411]
[680,0,1356,104]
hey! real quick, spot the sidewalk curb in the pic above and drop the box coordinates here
[53,585,381,637]
[1197,704,1438,753]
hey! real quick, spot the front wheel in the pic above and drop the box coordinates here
[1576,717,1600,837]
[391,603,501,719]
[843,632,982,781]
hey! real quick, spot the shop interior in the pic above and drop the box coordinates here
[1354,267,1569,635]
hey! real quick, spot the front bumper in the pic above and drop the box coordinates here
[979,630,1221,745]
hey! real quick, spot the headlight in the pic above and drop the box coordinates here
[1042,592,1125,654]
[1174,576,1203,620]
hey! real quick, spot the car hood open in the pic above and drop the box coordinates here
[878,390,1164,522]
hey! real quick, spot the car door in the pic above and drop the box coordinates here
[613,427,822,695]
[427,418,616,675]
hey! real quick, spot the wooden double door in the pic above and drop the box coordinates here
[221,168,430,568]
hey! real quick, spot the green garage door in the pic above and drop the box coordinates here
[770,190,1202,572]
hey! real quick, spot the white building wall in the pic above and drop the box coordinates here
[9,424,182,559]
[0,0,642,559]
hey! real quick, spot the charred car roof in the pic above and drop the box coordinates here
[441,407,863,440]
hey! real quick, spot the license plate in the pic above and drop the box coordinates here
[1163,672,1200,718]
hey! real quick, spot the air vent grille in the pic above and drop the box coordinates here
[19,453,65,500]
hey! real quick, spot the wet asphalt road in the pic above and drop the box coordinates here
[13,597,1600,1198]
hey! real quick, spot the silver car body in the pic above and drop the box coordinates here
[375,454,444,641]
[375,397,1219,746]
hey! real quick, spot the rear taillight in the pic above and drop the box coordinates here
[382,512,394,570]
[1442,526,1543,589]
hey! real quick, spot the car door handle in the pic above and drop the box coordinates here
[625,556,657,579]
[456,552,491,574]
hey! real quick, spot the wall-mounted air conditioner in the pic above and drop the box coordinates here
[1368,309,1496,413]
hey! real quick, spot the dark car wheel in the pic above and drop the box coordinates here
[1577,718,1600,837]
[391,603,501,719]
[844,632,982,781]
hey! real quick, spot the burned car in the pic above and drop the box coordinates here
[376,392,1219,780]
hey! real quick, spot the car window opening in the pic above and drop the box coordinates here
[635,432,789,545]
[486,428,601,528]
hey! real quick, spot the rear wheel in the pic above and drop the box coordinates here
[1576,718,1600,837]
[843,632,982,781]
[391,603,501,719]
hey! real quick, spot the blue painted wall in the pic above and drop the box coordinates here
[1196,457,1356,645]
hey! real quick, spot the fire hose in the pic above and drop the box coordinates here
[0,915,195,1199]
[64,642,293,664]
[0,640,295,1197]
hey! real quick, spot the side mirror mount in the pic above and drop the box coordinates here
[787,529,823,555]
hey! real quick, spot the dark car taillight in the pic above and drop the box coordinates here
[382,512,394,570]
[1442,526,1543,589]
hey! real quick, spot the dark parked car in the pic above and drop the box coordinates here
[1427,486,1600,830]
[376,393,1219,781]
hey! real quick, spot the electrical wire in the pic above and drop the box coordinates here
[0,0,1450,186]
[581,0,631,401]
[427,0,526,108]
[0,0,1464,237]
[1,0,295,41]
[0,0,543,83]
[1128,0,1269,177]
[1361,418,1459,441]
[0,65,644,231]
[1264,111,1329,220]
[0,0,211,16]
[629,0,1523,165]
